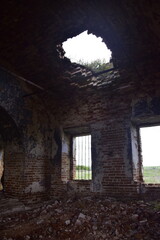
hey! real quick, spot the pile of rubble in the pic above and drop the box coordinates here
[0,196,160,239]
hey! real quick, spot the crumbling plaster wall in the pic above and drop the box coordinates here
[0,67,58,200]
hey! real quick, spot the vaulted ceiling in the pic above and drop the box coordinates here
[0,0,160,93]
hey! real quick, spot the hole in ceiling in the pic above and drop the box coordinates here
[63,31,112,72]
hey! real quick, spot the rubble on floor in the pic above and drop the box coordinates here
[0,196,160,240]
[0,197,27,216]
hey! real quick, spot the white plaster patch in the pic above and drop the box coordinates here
[62,141,69,153]
[25,181,45,193]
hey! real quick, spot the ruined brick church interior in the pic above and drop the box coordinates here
[0,1,160,239]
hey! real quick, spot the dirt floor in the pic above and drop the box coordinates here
[0,196,160,240]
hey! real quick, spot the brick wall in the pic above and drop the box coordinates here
[52,68,160,200]
[1,64,160,201]
[4,152,25,196]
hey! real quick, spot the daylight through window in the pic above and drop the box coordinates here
[140,126,160,184]
[73,135,92,180]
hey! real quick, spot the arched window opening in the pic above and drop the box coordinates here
[62,30,113,72]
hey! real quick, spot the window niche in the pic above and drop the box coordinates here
[131,124,143,183]
[131,120,160,185]
[61,127,92,182]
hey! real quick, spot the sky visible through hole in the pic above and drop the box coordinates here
[63,31,111,63]
[140,126,160,166]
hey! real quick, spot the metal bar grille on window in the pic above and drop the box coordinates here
[74,135,92,180]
